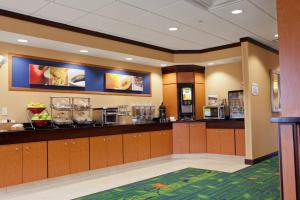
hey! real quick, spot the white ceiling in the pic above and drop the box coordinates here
[0,0,278,50]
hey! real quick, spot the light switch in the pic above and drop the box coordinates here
[0,107,7,116]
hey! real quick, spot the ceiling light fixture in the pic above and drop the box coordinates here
[160,64,167,67]
[274,34,279,38]
[0,55,6,66]
[168,27,178,31]
[231,9,243,14]
[207,62,215,66]
[125,57,133,61]
[80,49,89,53]
[17,39,28,43]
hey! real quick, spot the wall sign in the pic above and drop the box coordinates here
[251,83,259,96]
[9,54,151,96]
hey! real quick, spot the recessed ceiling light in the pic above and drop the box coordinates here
[168,27,178,31]
[207,62,215,66]
[125,57,133,61]
[231,9,243,14]
[274,34,279,38]
[17,39,28,43]
[160,64,167,67]
[80,49,88,53]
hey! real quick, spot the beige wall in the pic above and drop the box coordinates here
[0,42,163,122]
[242,42,279,160]
[205,62,243,104]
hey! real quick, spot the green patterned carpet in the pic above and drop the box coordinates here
[75,156,280,200]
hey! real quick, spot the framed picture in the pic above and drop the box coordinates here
[105,73,144,92]
[270,70,281,112]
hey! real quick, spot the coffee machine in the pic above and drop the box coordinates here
[178,83,195,120]
[159,102,168,123]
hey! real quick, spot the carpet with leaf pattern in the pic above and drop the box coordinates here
[75,156,279,200]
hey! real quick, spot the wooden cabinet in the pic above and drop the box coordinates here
[163,73,177,84]
[90,134,123,169]
[195,73,205,84]
[48,138,89,178]
[189,122,206,153]
[207,129,235,155]
[235,129,245,156]
[123,133,138,163]
[173,123,190,154]
[150,130,173,158]
[138,132,151,160]
[220,129,235,155]
[207,129,221,154]
[123,132,151,163]
[22,142,47,183]
[90,136,107,170]
[0,144,22,188]
[69,138,89,174]
[163,84,178,119]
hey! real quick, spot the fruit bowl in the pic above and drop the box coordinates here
[32,120,50,127]
[27,107,46,114]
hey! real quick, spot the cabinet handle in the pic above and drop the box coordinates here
[138,135,141,137]
[24,146,30,150]
[103,138,106,142]
[64,142,68,145]
[72,142,76,145]
[133,135,137,138]
[15,147,19,151]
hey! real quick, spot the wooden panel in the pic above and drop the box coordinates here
[107,135,123,166]
[195,72,205,84]
[163,84,178,119]
[277,0,300,116]
[150,131,162,158]
[189,122,206,153]
[235,129,245,156]
[163,73,177,84]
[206,129,221,154]
[166,130,173,155]
[69,138,89,174]
[220,129,235,155]
[123,133,138,163]
[177,72,194,83]
[195,83,205,120]
[161,130,173,155]
[172,123,190,154]
[90,136,107,170]
[138,132,151,160]
[280,125,297,200]
[48,140,70,178]
[22,142,47,183]
[0,144,22,188]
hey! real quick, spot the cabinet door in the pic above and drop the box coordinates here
[123,133,138,163]
[220,129,235,155]
[138,132,150,161]
[0,144,22,188]
[163,84,178,119]
[70,138,90,174]
[235,129,245,156]
[161,130,173,155]
[173,123,190,154]
[90,136,107,170]
[206,129,221,154]
[150,131,162,158]
[23,142,47,183]
[190,122,206,153]
[107,135,123,166]
[48,140,70,178]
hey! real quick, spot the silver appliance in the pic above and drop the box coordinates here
[93,107,118,125]
[203,105,225,119]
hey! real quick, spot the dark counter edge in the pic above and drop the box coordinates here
[271,117,300,123]
[0,123,172,145]
[174,119,245,129]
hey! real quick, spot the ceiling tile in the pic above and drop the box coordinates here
[33,3,86,23]
[0,0,49,14]
[94,1,146,21]
[53,0,116,12]
[210,0,277,41]
[120,0,180,11]
[248,0,276,19]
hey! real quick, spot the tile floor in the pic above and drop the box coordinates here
[0,154,248,200]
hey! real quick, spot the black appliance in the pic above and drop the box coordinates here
[159,102,168,122]
[93,107,118,125]
[177,83,195,120]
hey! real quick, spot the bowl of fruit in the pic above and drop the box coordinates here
[31,113,52,127]
[27,102,47,114]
